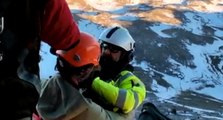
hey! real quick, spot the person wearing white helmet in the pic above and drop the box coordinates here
[83,26,146,120]
[98,26,136,80]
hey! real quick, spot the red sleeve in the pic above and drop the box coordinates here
[40,0,80,50]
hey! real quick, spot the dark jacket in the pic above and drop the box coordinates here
[0,0,80,118]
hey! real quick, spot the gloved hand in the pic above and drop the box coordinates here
[50,39,80,55]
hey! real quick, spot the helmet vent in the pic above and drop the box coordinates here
[106,27,120,38]
[73,54,81,62]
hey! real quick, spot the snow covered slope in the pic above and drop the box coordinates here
[39,0,223,119]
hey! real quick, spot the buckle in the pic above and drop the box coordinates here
[0,17,4,34]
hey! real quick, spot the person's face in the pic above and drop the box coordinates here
[57,58,94,86]
[70,65,94,86]
[100,43,122,62]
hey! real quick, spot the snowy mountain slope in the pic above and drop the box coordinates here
[39,0,223,119]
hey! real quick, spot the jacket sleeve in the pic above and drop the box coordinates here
[91,71,146,113]
[37,74,89,120]
[40,0,80,50]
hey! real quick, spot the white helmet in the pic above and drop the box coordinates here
[99,26,135,51]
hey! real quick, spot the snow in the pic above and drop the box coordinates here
[150,24,174,38]
[39,42,57,80]
[39,0,223,119]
